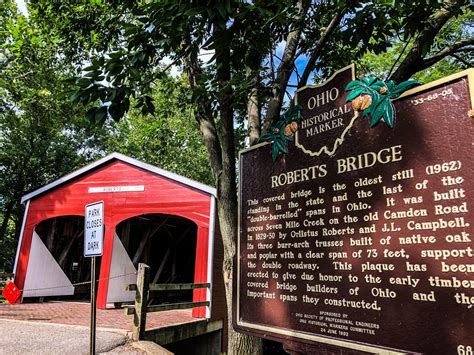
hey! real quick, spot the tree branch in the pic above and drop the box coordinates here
[390,0,466,82]
[247,74,261,146]
[423,38,474,68]
[142,59,180,86]
[1,71,34,80]
[299,7,345,88]
[451,53,472,67]
[269,46,275,81]
[262,0,310,134]
[386,36,411,80]
[272,51,302,82]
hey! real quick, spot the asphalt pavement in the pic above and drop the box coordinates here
[0,318,143,354]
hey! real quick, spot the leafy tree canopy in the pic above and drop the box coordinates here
[359,7,473,82]
[105,75,214,186]
[0,1,108,250]
[29,0,472,131]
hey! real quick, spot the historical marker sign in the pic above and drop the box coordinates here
[235,68,473,354]
[295,64,356,157]
[84,201,104,257]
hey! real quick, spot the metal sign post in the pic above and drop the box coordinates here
[84,201,104,355]
[90,256,96,355]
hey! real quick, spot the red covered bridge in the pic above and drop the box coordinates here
[13,153,224,320]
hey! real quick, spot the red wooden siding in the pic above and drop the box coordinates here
[15,160,212,311]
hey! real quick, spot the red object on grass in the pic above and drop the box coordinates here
[2,281,21,304]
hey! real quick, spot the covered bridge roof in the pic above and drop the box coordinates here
[21,152,216,204]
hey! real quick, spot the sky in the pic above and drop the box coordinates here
[15,0,28,16]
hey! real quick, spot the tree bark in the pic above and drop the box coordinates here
[181,22,264,351]
[214,23,263,355]
[262,0,310,134]
[247,75,261,146]
[182,37,223,182]
[183,26,263,353]
[390,0,466,82]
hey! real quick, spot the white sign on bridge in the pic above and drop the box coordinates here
[84,201,104,257]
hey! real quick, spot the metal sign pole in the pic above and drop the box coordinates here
[85,201,103,355]
[90,256,96,355]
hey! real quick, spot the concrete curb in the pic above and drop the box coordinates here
[131,341,173,354]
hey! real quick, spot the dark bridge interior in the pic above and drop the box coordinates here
[116,214,197,304]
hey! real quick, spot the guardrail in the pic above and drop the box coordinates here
[125,263,210,340]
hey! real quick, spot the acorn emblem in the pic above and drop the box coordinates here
[284,121,298,136]
[352,94,372,111]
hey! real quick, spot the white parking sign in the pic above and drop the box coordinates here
[84,201,104,257]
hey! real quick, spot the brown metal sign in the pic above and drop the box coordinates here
[235,68,474,354]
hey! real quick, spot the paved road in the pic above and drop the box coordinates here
[0,318,144,354]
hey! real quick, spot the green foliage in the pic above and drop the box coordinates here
[106,76,214,185]
[345,77,421,128]
[359,7,473,82]
[258,105,302,161]
[0,2,108,248]
[26,0,472,129]
[2,0,470,256]
[47,0,285,124]
[0,1,214,275]
[0,218,17,273]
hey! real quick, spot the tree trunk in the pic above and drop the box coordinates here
[299,8,345,88]
[247,80,261,146]
[214,24,264,354]
[184,32,263,353]
[0,201,14,241]
[217,184,263,355]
